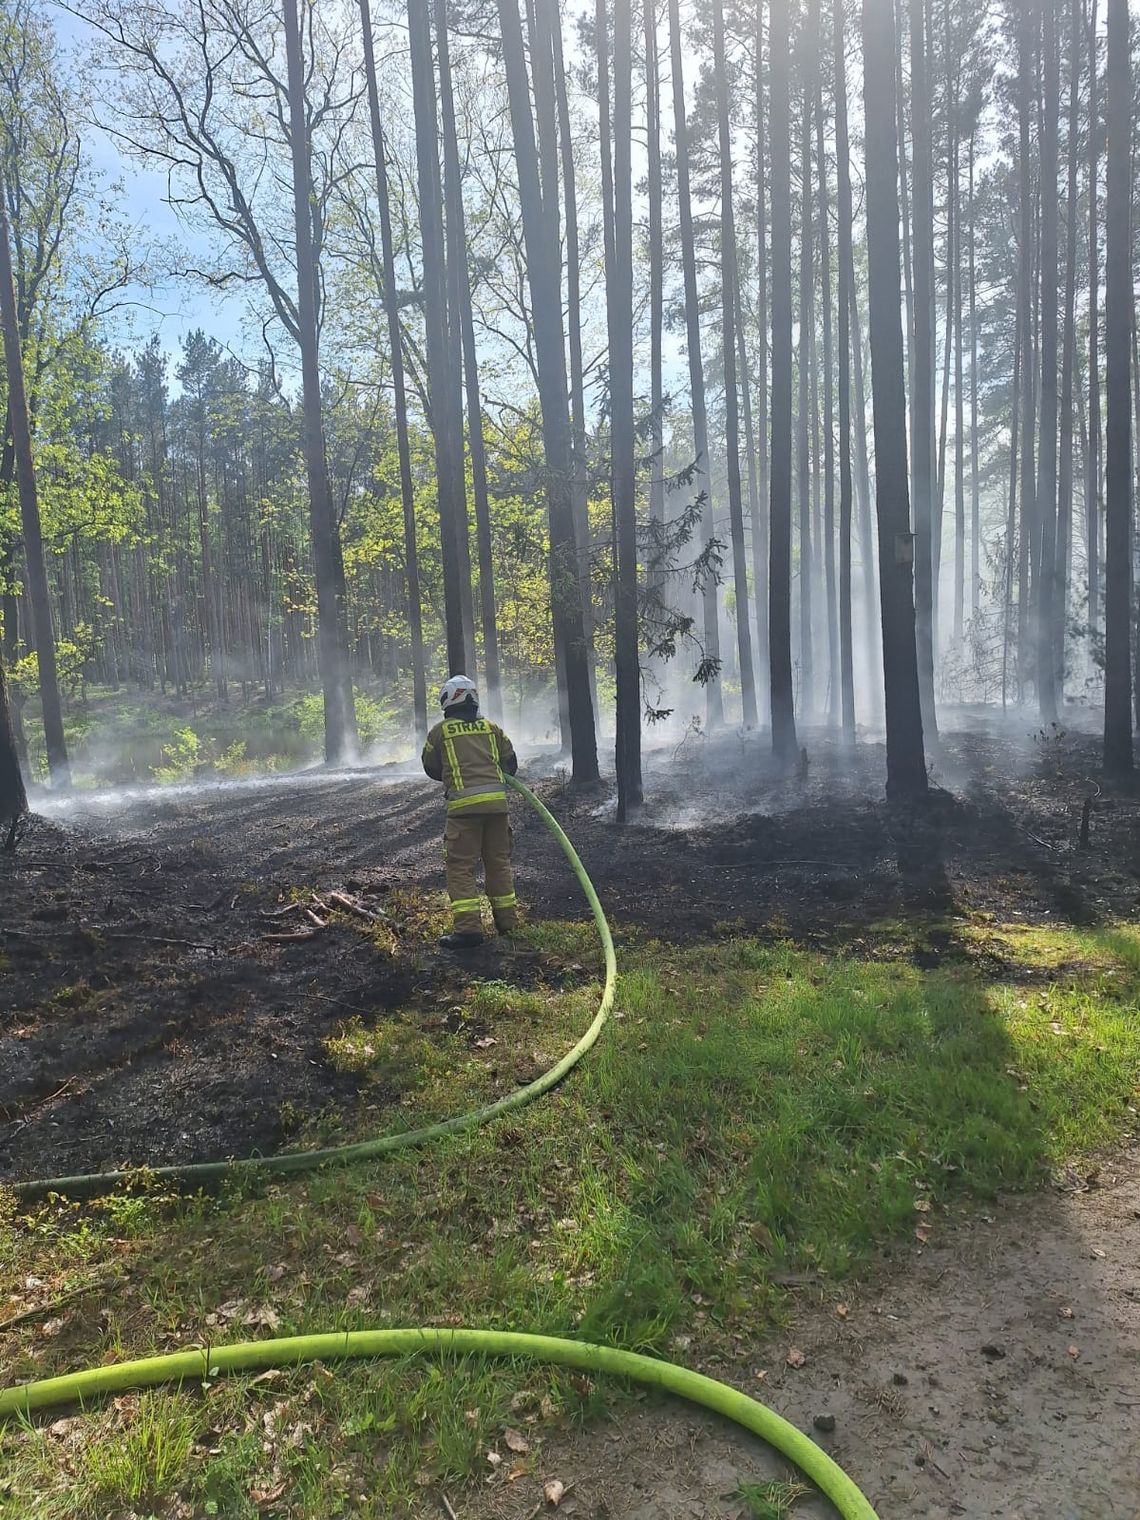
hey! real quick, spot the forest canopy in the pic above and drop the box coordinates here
[0,0,1135,816]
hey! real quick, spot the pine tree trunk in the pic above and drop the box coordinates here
[1087,0,1101,648]
[737,273,766,708]
[863,0,928,797]
[0,655,25,838]
[1037,0,1061,722]
[610,0,642,815]
[713,0,758,727]
[359,0,428,740]
[896,0,916,488]
[768,0,799,764]
[436,0,500,707]
[0,160,68,785]
[816,45,838,728]
[909,0,939,738]
[1003,297,1022,708]
[953,112,966,646]
[408,0,468,680]
[1057,0,1081,703]
[1017,2,1038,703]
[850,284,880,696]
[969,125,980,622]
[497,0,599,782]
[754,10,770,687]
[798,39,815,715]
[943,6,964,646]
[668,0,724,728]
[551,2,598,712]
[1102,0,1133,774]
[834,0,856,737]
[644,0,665,586]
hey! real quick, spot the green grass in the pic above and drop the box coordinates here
[1,918,1138,1518]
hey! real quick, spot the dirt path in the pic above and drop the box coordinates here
[466,1150,1140,1520]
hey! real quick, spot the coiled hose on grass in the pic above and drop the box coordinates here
[3,776,881,1520]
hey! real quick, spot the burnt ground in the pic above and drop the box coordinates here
[0,718,1137,1186]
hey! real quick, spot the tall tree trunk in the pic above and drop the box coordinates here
[753,9,770,688]
[668,0,723,728]
[895,0,916,489]
[497,0,599,781]
[284,0,356,762]
[834,0,856,737]
[768,0,798,764]
[359,0,428,740]
[797,37,815,715]
[935,51,953,614]
[737,274,766,709]
[1057,0,1081,702]
[816,42,838,727]
[1017,2,1038,702]
[909,0,939,738]
[850,282,880,692]
[863,0,928,798]
[408,0,468,679]
[436,0,500,707]
[1087,0,1101,648]
[596,0,616,281]
[0,161,68,785]
[969,123,980,622]
[1103,0,1133,774]
[947,23,964,645]
[1037,0,1061,722]
[713,0,758,726]
[551,2,598,712]
[1003,297,1022,707]
[0,654,25,839]
[609,0,641,815]
[644,0,665,581]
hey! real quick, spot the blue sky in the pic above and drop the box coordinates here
[52,6,251,366]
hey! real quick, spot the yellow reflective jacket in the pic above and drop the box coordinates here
[422,715,518,814]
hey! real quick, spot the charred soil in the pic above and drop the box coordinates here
[1,721,1137,1186]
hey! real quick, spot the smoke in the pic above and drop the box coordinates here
[31,762,423,819]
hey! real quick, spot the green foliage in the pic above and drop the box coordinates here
[152,728,274,783]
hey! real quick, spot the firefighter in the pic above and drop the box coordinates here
[422,675,520,949]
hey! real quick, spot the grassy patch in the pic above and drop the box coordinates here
[1,920,1138,1517]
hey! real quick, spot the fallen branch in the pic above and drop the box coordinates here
[262,927,324,944]
[259,902,310,921]
[327,890,386,923]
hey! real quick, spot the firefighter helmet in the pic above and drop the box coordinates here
[440,674,479,712]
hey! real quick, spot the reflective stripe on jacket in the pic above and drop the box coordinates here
[422,717,517,814]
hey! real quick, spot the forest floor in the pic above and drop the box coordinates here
[1,716,1139,1517]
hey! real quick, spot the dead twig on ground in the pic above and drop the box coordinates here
[262,927,324,944]
[1,1078,79,1139]
[101,932,218,952]
[0,1274,126,1333]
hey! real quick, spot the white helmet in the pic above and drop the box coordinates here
[440,674,479,712]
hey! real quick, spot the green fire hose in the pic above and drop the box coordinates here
[2,776,881,1519]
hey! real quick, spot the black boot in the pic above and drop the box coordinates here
[439,931,484,951]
